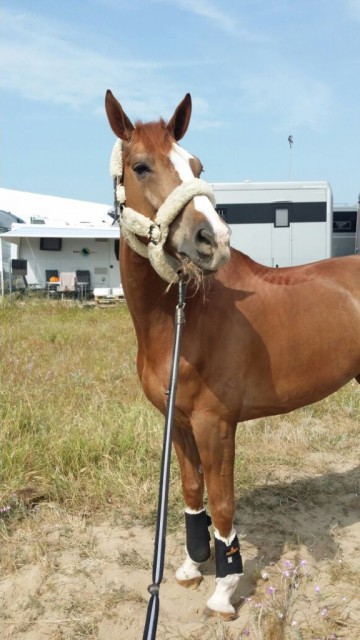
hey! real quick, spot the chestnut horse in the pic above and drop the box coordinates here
[105,90,360,619]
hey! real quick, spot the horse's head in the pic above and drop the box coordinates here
[105,90,231,282]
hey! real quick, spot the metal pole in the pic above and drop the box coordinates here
[142,278,187,640]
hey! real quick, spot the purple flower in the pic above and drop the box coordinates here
[315,585,321,593]
[268,586,276,596]
[0,505,11,514]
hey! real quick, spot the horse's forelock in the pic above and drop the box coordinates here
[126,119,173,158]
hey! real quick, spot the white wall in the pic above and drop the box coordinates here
[17,237,121,288]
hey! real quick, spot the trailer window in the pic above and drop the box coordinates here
[40,237,62,251]
[275,208,289,227]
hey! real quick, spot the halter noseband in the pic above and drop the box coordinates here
[110,139,216,284]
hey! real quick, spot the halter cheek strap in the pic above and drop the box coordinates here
[110,139,216,284]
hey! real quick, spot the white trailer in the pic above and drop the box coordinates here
[0,188,122,295]
[0,225,121,292]
[211,181,333,267]
[333,204,358,257]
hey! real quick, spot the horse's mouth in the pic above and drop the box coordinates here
[177,252,217,276]
[171,254,218,289]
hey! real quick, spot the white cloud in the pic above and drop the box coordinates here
[0,7,211,123]
[239,67,334,132]
[154,0,267,41]
[164,0,237,34]
[344,0,360,20]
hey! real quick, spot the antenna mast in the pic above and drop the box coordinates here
[288,135,293,180]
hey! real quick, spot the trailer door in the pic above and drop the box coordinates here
[271,207,291,267]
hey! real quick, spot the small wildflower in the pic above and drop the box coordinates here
[0,505,11,514]
[321,607,328,617]
[300,559,307,566]
[267,586,276,596]
[283,570,290,578]
[291,621,297,626]
[261,570,269,580]
[315,585,321,593]
[284,560,293,568]
[243,628,250,637]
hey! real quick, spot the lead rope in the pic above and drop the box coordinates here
[142,277,187,640]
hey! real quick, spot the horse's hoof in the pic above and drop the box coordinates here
[176,575,203,589]
[203,606,238,621]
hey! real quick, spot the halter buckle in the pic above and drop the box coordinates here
[149,223,161,245]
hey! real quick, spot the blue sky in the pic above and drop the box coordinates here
[1,0,359,205]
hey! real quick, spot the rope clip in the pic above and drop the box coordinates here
[147,583,160,596]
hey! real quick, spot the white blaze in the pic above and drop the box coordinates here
[169,144,230,244]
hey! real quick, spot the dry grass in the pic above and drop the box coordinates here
[0,299,183,521]
[1,299,360,639]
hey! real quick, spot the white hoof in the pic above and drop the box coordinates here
[206,574,241,618]
[176,552,203,589]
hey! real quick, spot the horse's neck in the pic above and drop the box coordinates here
[120,242,177,339]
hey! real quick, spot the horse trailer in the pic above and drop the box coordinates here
[211,181,333,267]
[332,204,358,257]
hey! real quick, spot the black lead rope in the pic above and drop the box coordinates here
[142,277,187,640]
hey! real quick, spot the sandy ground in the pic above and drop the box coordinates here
[1,453,360,639]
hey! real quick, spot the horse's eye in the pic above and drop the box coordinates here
[133,163,151,178]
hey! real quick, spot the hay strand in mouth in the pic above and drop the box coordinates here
[176,257,215,297]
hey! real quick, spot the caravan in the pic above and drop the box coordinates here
[211,181,333,267]
[0,188,121,296]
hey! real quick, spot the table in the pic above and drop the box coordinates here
[46,281,60,297]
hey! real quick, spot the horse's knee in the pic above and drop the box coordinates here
[185,508,212,563]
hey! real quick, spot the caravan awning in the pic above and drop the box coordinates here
[0,224,120,241]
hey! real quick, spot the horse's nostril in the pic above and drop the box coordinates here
[196,228,214,245]
[195,228,215,258]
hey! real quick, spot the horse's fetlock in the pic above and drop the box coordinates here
[185,509,212,563]
[214,531,243,578]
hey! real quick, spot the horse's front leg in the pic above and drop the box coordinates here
[172,424,212,589]
[196,419,243,620]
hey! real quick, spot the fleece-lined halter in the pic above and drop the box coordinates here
[110,139,217,284]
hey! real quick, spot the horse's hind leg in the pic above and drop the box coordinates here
[173,425,211,588]
[196,418,243,619]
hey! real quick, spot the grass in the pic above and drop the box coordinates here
[1,299,360,639]
[2,299,360,521]
[0,299,183,521]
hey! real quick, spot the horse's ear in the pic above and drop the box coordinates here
[167,93,192,141]
[105,90,135,141]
